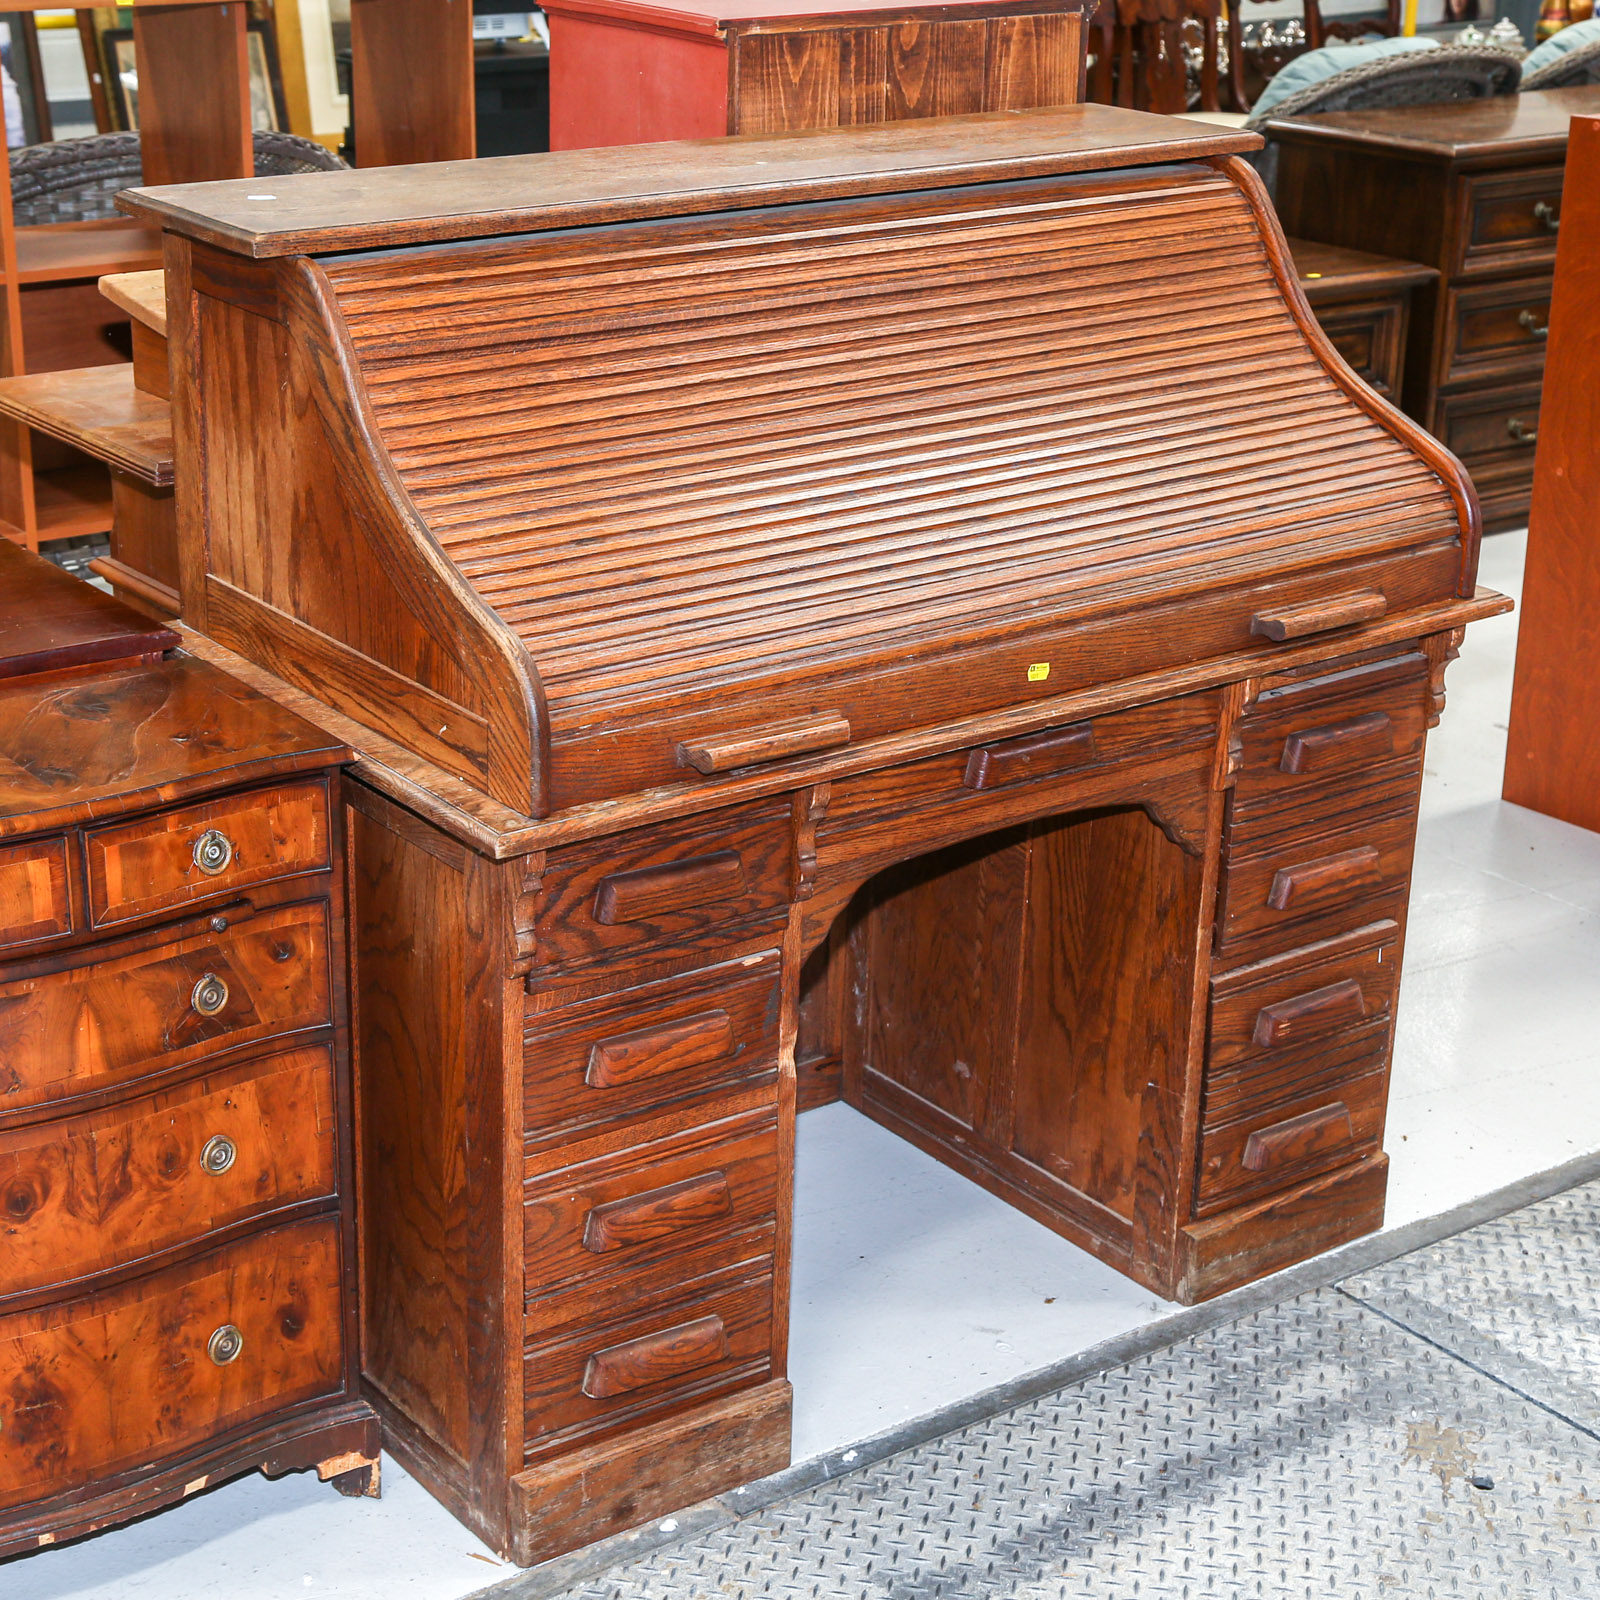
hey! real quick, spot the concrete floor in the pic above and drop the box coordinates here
[9,529,1600,1600]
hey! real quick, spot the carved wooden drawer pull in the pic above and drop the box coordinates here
[593,851,746,925]
[1242,1102,1354,1172]
[1251,590,1387,642]
[586,1010,736,1088]
[1266,846,1382,912]
[963,722,1095,790]
[582,1314,727,1399]
[1279,712,1393,774]
[678,713,850,774]
[1252,978,1367,1049]
[583,1171,734,1254]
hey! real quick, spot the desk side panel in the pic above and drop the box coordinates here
[168,238,547,815]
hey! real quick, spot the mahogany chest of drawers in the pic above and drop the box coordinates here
[0,543,376,1558]
[1270,85,1600,532]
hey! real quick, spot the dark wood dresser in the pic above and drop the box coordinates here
[124,106,1506,1565]
[1289,239,1438,403]
[1270,85,1600,532]
[0,543,377,1557]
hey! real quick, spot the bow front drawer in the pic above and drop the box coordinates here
[535,802,791,971]
[0,899,332,1115]
[0,1045,335,1299]
[0,1216,343,1513]
[84,779,332,929]
[0,836,72,954]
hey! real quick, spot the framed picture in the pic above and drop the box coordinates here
[105,22,287,134]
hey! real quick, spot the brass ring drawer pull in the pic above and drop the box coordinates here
[1518,309,1549,340]
[192,829,235,876]
[1533,200,1560,233]
[199,1134,237,1175]
[1507,418,1539,446]
[191,973,229,1016]
[207,1324,244,1366]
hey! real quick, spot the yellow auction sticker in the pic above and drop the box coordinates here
[1027,662,1050,683]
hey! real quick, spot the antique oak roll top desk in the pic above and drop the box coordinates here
[120,104,1507,1565]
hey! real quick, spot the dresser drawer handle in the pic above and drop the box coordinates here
[1507,418,1538,446]
[1251,590,1386,643]
[963,722,1096,790]
[583,1171,734,1254]
[586,1009,736,1089]
[1517,309,1549,340]
[1253,978,1368,1049]
[1279,711,1393,774]
[1241,1101,1354,1172]
[207,1323,245,1366]
[1534,199,1559,233]
[199,1134,238,1175]
[1266,846,1382,913]
[593,852,745,925]
[582,1314,727,1399]
[192,829,235,876]
[191,973,230,1016]
[678,713,850,774]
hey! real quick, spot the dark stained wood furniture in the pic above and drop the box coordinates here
[1503,114,1600,828]
[1269,85,1600,532]
[122,105,1506,1565]
[0,539,378,1558]
[1289,238,1437,403]
[538,0,1090,149]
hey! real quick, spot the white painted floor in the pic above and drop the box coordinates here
[11,530,1600,1600]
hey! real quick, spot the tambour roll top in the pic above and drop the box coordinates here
[126,105,1479,818]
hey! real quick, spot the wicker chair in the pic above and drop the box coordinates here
[1245,46,1522,193]
[1520,35,1600,89]
[9,130,347,228]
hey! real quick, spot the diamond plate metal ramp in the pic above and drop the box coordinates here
[1346,1177,1600,1441]
[546,1289,1600,1600]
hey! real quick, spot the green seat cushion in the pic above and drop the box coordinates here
[1250,36,1440,118]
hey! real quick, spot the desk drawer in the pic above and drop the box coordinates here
[536,803,791,972]
[1458,166,1563,275]
[1216,804,1416,960]
[523,1264,773,1460]
[1314,299,1407,399]
[1234,652,1430,807]
[525,1111,776,1330]
[525,952,781,1147]
[1436,381,1542,469]
[0,1046,335,1300]
[0,836,72,953]
[1227,756,1421,858]
[1196,1070,1386,1214]
[0,1216,343,1513]
[0,899,332,1116]
[85,779,332,929]
[1444,275,1552,383]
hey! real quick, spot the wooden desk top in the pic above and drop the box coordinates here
[539,0,1084,39]
[0,539,175,681]
[1288,237,1437,302]
[119,105,1259,257]
[1263,85,1600,163]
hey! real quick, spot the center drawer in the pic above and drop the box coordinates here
[0,1216,343,1513]
[0,1045,336,1300]
[0,898,332,1116]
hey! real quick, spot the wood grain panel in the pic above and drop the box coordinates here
[0,1046,336,1299]
[0,1217,342,1513]
[131,5,252,188]
[0,836,71,952]
[85,778,331,928]
[0,898,332,1117]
